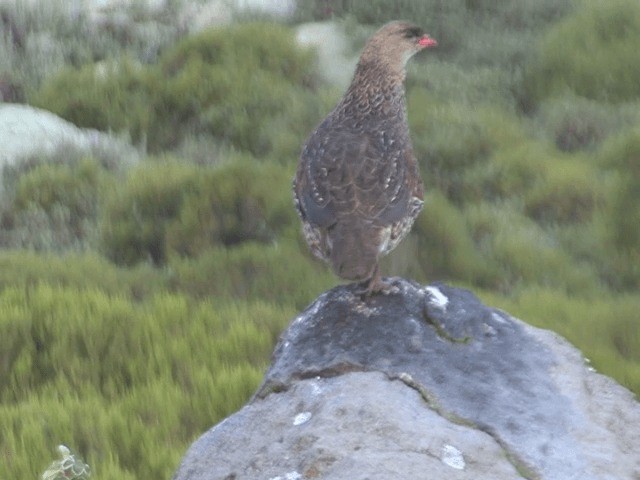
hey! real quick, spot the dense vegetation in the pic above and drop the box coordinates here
[1,0,639,478]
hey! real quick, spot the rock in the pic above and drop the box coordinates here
[173,279,640,480]
[0,103,139,169]
[295,22,357,88]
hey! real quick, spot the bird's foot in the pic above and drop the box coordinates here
[353,271,400,299]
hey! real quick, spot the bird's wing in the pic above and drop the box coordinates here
[295,123,422,228]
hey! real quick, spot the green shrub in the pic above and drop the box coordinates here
[101,158,296,266]
[29,58,154,144]
[0,153,116,252]
[524,154,602,225]
[465,202,601,294]
[596,129,640,289]
[0,284,293,479]
[463,141,549,202]
[30,22,325,158]
[0,250,165,300]
[534,96,640,152]
[153,22,322,157]
[409,93,526,202]
[168,241,335,309]
[100,160,200,265]
[165,160,295,257]
[524,0,640,104]
[412,192,496,286]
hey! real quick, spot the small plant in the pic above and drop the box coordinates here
[41,445,91,480]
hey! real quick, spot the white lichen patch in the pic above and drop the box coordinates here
[293,412,312,426]
[269,472,302,480]
[425,286,449,311]
[491,312,508,324]
[441,444,465,470]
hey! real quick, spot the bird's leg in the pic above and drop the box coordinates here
[353,264,400,298]
[365,264,385,296]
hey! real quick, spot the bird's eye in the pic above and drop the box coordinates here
[403,26,424,39]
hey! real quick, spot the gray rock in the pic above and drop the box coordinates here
[295,22,357,89]
[174,279,640,480]
[0,103,139,169]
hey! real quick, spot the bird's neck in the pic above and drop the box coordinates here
[338,60,407,120]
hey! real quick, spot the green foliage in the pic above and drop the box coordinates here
[534,96,640,152]
[100,158,296,265]
[29,22,324,158]
[0,283,293,480]
[596,129,640,289]
[100,160,200,265]
[30,58,154,144]
[409,92,526,202]
[0,151,117,252]
[464,202,601,295]
[0,251,164,299]
[0,0,182,96]
[413,192,495,286]
[168,242,335,309]
[523,153,603,225]
[525,0,640,104]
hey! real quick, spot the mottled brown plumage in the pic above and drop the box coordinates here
[293,21,436,295]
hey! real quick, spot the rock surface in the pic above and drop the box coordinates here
[0,103,139,169]
[174,279,640,480]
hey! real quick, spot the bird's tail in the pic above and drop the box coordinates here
[328,221,380,282]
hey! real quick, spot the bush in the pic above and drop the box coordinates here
[524,0,640,104]
[523,153,602,225]
[29,58,154,144]
[164,160,295,257]
[0,283,292,479]
[30,22,325,158]
[152,22,322,157]
[168,241,335,309]
[0,152,115,252]
[1,0,183,96]
[101,158,296,266]
[0,250,164,300]
[412,192,496,286]
[464,202,601,294]
[534,96,640,152]
[409,92,526,202]
[463,141,549,203]
[596,129,640,289]
[100,160,200,265]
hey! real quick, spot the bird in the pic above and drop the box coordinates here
[293,20,436,296]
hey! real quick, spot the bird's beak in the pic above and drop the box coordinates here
[418,34,437,48]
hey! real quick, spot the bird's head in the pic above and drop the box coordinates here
[360,21,437,72]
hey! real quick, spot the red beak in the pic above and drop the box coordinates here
[418,34,437,48]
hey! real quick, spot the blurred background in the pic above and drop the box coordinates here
[1,0,639,478]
